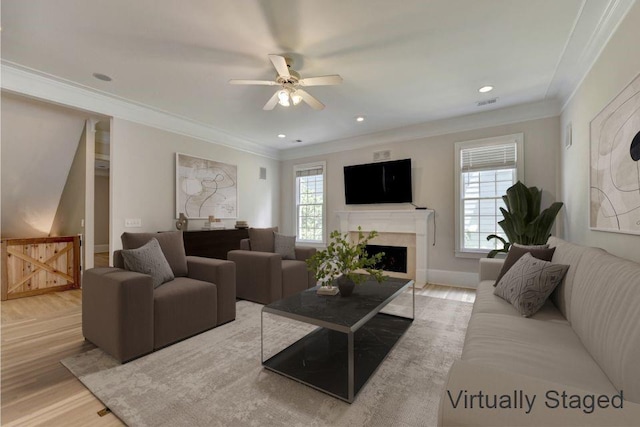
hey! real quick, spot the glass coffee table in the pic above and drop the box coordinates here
[261,276,414,403]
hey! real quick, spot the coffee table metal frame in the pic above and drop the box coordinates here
[261,279,414,403]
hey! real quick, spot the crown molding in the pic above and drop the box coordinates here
[545,0,636,109]
[279,99,561,161]
[0,62,279,160]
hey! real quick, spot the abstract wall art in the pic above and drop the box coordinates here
[176,153,237,219]
[590,72,640,234]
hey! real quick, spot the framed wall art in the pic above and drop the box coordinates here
[176,153,237,219]
[590,72,640,234]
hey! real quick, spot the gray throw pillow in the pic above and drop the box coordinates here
[248,227,278,252]
[494,253,569,317]
[121,238,175,288]
[495,245,556,286]
[121,231,188,277]
[274,232,296,260]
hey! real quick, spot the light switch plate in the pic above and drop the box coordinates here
[124,218,142,228]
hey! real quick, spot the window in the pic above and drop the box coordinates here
[295,162,326,243]
[454,134,523,256]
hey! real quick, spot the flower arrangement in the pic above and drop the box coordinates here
[306,226,386,287]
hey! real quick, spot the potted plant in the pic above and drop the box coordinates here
[306,226,386,296]
[486,181,563,257]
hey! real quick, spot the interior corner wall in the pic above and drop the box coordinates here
[109,118,279,252]
[560,1,640,263]
[280,116,560,287]
[50,126,87,238]
[94,174,110,247]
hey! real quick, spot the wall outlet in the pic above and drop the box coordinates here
[124,218,142,228]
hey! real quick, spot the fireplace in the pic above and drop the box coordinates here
[365,245,408,273]
[336,209,434,286]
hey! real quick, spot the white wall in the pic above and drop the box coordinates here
[110,118,280,251]
[281,116,560,287]
[560,1,640,263]
[1,93,87,238]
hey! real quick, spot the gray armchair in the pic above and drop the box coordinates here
[82,231,236,363]
[227,228,316,304]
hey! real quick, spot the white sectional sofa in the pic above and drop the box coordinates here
[439,237,640,426]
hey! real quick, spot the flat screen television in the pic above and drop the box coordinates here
[344,158,412,204]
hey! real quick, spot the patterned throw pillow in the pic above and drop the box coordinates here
[121,238,175,288]
[494,252,569,317]
[274,232,296,260]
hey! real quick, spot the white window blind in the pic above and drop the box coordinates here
[461,143,517,172]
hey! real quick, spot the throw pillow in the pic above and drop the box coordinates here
[121,238,175,288]
[248,227,278,252]
[494,245,556,286]
[494,253,569,317]
[512,243,549,249]
[274,232,297,260]
[121,231,188,277]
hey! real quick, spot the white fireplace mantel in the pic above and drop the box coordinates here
[335,209,434,285]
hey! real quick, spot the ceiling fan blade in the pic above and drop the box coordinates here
[263,90,280,110]
[298,75,343,86]
[229,79,277,86]
[296,89,325,110]
[268,54,291,79]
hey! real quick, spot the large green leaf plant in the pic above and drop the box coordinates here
[487,181,563,258]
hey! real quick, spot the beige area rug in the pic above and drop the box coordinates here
[62,294,472,427]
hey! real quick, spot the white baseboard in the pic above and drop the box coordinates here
[94,244,109,253]
[427,269,478,289]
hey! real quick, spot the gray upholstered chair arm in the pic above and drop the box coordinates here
[228,250,282,304]
[294,245,316,262]
[186,256,236,325]
[479,258,505,282]
[82,267,154,362]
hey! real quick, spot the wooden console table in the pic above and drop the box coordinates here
[182,228,249,260]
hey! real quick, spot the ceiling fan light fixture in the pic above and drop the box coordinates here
[277,89,290,107]
[291,91,302,105]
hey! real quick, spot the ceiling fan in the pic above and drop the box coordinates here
[229,54,342,110]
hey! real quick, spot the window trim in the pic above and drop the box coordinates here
[454,133,524,258]
[294,161,327,245]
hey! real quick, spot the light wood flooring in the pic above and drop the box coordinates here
[1,283,475,426]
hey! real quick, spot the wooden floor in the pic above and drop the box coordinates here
[1,282,474,426]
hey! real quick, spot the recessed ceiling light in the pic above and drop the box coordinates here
[93,73,112,82]
[356,116,365,122]
[478,85,494,93]
[277,134,286,138]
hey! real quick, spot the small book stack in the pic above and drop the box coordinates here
[316,286,339,296]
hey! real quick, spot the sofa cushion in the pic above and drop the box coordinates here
[248,227,278,252]
[122,231,188,277]
[121,238,174,288]
[546,236,605,321]
[461,312,618,395]
[274,232,296,260]
[495,245,556,285]
[494,253,569,317]
[570,249,640,402]
[153,277,217,349]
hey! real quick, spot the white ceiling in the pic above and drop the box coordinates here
[0,0,634,154]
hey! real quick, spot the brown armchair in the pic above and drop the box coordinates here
[227,227,316,304]
[82,231,236,362]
